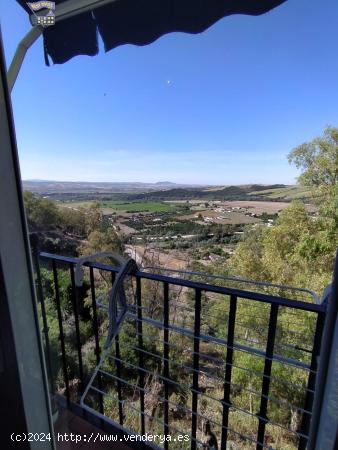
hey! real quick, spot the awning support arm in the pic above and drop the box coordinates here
[7,25,43,92]
[7,0,118,92]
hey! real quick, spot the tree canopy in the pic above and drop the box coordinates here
[288,125,338,197]
[23,193,121,255]
[228,125,338,297]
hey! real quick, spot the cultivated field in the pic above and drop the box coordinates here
[248,185,312,200]
[179,209,261,225]
[220,200,316,213]
[100,200,177,213]
[60,200,178,214]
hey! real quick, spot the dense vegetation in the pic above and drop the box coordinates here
[224,125,338,296]
[125,218,243,239]
[24,193,122,255]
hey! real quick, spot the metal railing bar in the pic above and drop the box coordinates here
[93,374,271,448]
[108,271,124,427]
[222,294,237,449]
[139,298,314,344]
[111,338,311,415]
[234,334,313,357]
[51,260,70,406]
[98,386,271,450]
[115,333,124,426]
[256,304,279,450]
[139,270,324,312]
[104,352,313,420]
[39,253,326,313]
[123,330,315,398]
[163,281,169,450]
[137,298,314,337]
[33,248,55,392]
[127,313,315,372]
[191,288,202,450]
[69,264,85,394]
[137,302,311,353]
[136,277,146,435]
[143,266,320,303]
[89,267,104,415]
[88,384,206,446]
[96,367,307,444]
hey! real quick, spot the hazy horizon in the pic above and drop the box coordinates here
[22,178,294,187]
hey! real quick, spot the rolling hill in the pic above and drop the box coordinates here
[22,181,313,203]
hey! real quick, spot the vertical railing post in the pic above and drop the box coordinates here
[32,243,54,393]
[69,264,85,395]
[112,272,124,426]
[115,334,124,425]
[191,288,202,450]
[89,267,104,415]
[163,282,170,448]
[256,303,279,450]
[221,294,237,448]
[52,260,70,406]
[136,276,146,435]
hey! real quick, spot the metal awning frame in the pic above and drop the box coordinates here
[7,0,118,91]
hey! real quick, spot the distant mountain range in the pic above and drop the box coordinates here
[22,180,312,203]
[128,184,288,201]
[22,180,197,193]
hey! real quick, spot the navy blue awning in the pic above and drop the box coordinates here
[17,0,287,65]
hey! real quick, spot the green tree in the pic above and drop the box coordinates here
[23,191,59,229]
[80,228,122,255]
[228,226,267,282]
[59,207,87,236]
[85,201,103,234]
[227,125,338,296]
[288,125,338,198]
[229,201,335,295]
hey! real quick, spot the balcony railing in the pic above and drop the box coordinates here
[34,251,328,450]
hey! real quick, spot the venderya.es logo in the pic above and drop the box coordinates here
[27,1,55,27]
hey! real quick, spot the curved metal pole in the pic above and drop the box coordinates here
[7,1,119,91]
[7,25,43,92]
[74,251,127,286]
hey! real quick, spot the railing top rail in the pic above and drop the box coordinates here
[39,252,326,314]
[143,265,321,304]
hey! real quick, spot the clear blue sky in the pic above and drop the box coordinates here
[1,0,338,185]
